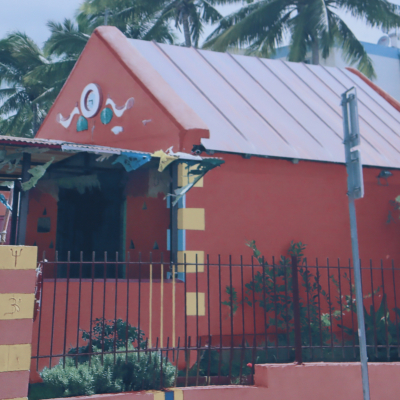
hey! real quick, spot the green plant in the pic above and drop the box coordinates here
[68,318,146,362]
[237,240,400,363]
[244,240,334,354]
[203,0,400,79]
[30,320,176,400]
[338,289,400,361]
[37,346,175,398]
[222,286,240,316]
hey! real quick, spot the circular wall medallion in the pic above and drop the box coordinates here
[80,83,102,118]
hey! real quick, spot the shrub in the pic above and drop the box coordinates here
[37,347,176,398]
[30,319,176,400]
[68,318,146,363]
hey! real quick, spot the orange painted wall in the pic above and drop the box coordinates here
[28,153,400,380]
[125,193,171,275]
[181,153,400,337]
[185,153,400,264]
[35,34,182,152]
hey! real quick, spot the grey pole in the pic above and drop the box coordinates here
[104,8,109,25]
[17,153,31,245]
[341,88,370,400]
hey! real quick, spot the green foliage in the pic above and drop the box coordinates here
[221,240,400,364]
[221,286,239,315]
[76,0,176,43]
[339,290,400,361]
[30,320,175,400]
[183,347,258,381]
[203,0,400,78]
[242,240,333,353]
[68,318,146,362]
[37,347,175,398]
[154,0,226,48]
[0,33,54,137]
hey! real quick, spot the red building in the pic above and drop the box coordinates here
[2,26,400,380]
[25,26,400,266]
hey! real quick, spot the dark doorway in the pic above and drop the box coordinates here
[56,173,124,277]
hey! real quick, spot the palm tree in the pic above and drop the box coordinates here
[0,1,176,138]
[39,0,176,90]
[76,0,175,43]
[204,0,400,79]
[0,33,56,137]
[154,0,228,48]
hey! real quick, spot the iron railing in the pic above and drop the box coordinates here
[32,252,400,387]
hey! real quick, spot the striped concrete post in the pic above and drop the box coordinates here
[0,246,38,400]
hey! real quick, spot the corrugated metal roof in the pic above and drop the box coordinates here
[0,135,151,155]
[0,136,65,147]
[0,135,213,163]
[128,39,400,168]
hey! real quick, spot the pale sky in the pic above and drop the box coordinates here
[0,0,396,48]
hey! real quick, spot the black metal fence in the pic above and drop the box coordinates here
[32,251,400,388]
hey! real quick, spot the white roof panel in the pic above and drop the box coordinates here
[128,39,400,168]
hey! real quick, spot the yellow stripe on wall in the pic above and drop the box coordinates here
[2,397,28,400]
[0,294,35,320]
[186,293,205,316]
[178,164,203,188]
[177,251,204,273]
[170,389,184,400]
[0,344,31,372]
[0,247,37,270]
[172,264,176,348]
[160,263,164,348]
[177,209,205,231]
[149,263,153,348]
[152,391,165,400]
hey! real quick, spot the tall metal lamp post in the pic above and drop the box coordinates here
[341,88,370,400]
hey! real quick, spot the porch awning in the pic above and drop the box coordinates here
[0,135,222,185]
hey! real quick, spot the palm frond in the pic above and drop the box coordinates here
[333,13,376,79]
[204,0,289,52]
[45,19,90,57]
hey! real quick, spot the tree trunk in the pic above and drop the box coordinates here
[311,36,319,65]
[182,12,191,47]
[32,104,38,136]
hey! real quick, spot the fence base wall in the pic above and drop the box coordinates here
[38,362,400,400]
[254,362,400,399]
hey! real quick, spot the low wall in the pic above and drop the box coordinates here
[38,362,400,400]
[254,362,400,399]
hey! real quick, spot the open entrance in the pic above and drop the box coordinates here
[56,173,124,277]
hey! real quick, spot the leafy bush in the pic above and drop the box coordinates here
[68,318,146,363]
[39,347,175,397]
[338,291,400,361]
[30,320,176,400]
[221,240,400,364]
[241,241,334,357]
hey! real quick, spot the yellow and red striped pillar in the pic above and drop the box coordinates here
[0,246,38,400]
[176,164,205,317]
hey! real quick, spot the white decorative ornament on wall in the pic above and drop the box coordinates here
[106,97,135,117]
[111,126,124,135]
[80,83,102,118]
[56,107,80,128]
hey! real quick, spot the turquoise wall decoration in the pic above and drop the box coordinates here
[76,116,88,132]
[101,107,113,125]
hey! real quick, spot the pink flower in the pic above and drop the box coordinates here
[247,363,253,368]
